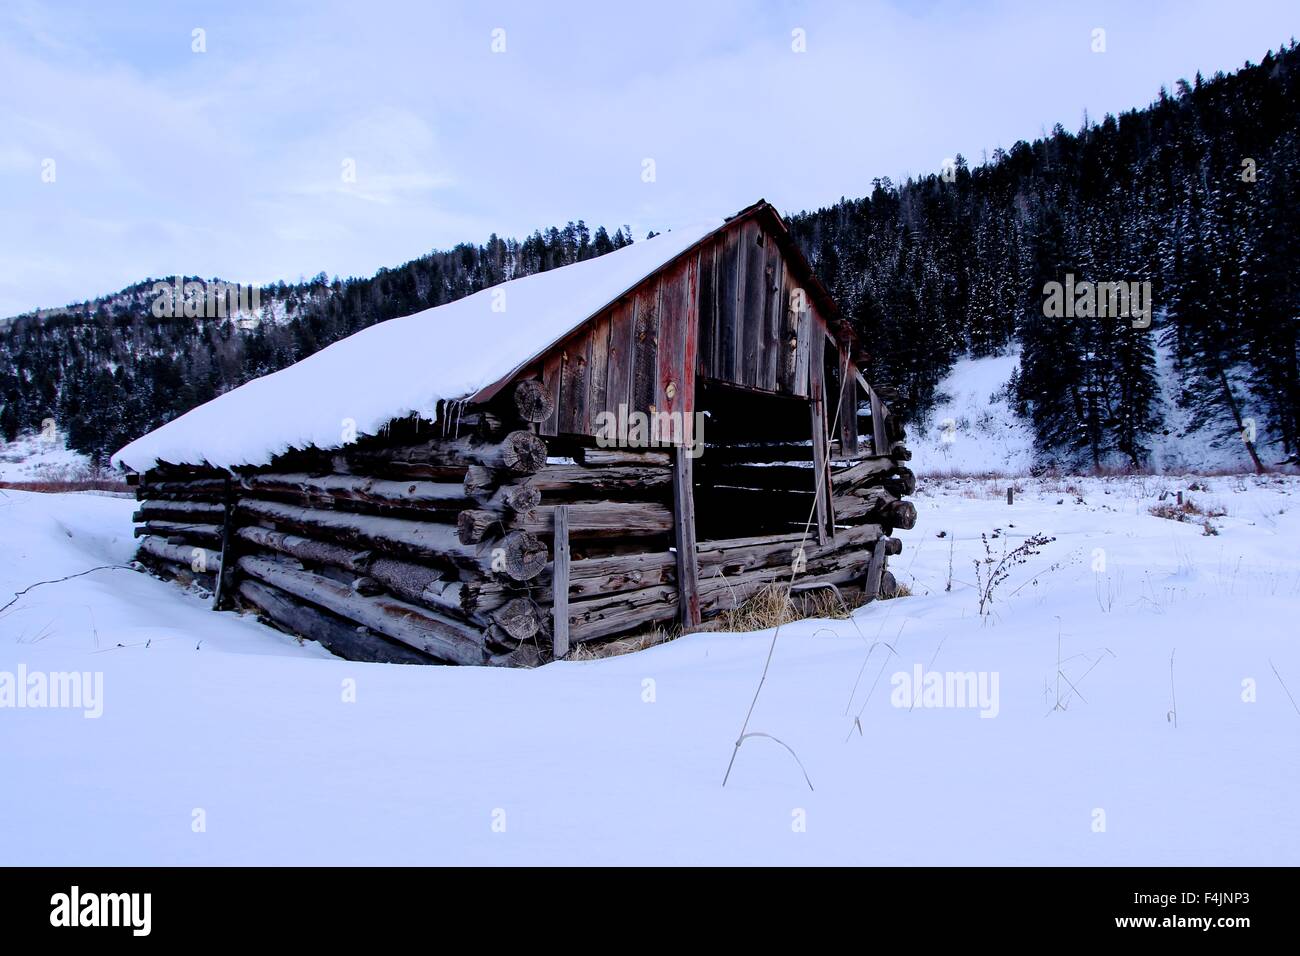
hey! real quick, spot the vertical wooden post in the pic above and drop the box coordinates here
[671,447,701,628]
[863,537,889,603]
[838,349,859,458]
[808,340,833,545]
[212,476,236,611]
[869,385,888,457]
[552,505,571,659]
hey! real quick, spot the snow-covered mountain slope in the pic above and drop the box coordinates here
[1145,340,1272,474]
[909,352,1034,476]
[910,349,1274,476]
[0,432,92,483]
[0,278,328,331]
[2,477,1297,864]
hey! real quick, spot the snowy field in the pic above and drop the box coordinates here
[1,476,1298,865]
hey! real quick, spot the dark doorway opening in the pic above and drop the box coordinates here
[692,380,819,542]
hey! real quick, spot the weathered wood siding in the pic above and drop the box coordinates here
[535,250,698,441]
[532,216,821,442]
[697,216,819,397]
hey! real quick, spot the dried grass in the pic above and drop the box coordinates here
[567,579,905,659]
[1148,498,1226,521]
[0,479,130,494]
[713,583,874,633]
[567,625,677,661]
[882,581,912,599]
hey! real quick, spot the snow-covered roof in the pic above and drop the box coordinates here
[112,220,722,472]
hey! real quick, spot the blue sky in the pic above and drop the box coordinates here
[1,0,1295,317]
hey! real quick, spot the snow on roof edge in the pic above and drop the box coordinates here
[111,218,727,473]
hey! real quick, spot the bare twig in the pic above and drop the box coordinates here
[736,733,815,791]
[975,531,1055,615]
[845,620,908,742]
[911,633,948,712]
[1,565,139,615]
[1168,648,1178,727]
[945,532,954,592]
[1269,659,1300,718]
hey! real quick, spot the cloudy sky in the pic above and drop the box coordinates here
[1,0,1295,317]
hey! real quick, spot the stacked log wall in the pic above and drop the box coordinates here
[130,379,915,665]
[132,466,230,592]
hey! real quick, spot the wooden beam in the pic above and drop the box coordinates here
[236,497,547,580]
[212,477,237,611]
[237,555,485,664]
[838,347,859,457]
[869,386,888,457]
[671,447,702,627]
[807,332,832,545]
[851,367,892,457]
[238,579,436,665]
[133,521,223,546]
[138,535,220,576]
[863,537,889,603]
[552,505,571,659]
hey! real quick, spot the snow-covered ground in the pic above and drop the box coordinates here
[0,432,92,483]
[910,351,1035,476]
[1,477,1297,865]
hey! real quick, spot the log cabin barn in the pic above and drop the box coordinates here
[113,201,916,666]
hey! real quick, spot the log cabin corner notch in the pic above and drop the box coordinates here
[114,200,915,666]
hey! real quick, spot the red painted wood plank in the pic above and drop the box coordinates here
[606,297,636,419]
[656,260,690,441]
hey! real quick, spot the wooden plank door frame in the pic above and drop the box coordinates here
[671,447,702,628]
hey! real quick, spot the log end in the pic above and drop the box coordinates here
[513,379,555,424]
[503,530,548,581]
[501,430,548,474]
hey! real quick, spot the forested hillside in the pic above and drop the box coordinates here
[2,43,1297,470]
[788,42,1299,469]
[0,224,633,462]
